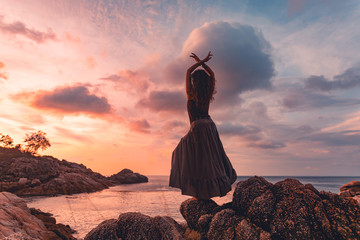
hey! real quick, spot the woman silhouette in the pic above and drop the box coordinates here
[169,51,237,199]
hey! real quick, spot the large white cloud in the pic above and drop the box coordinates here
[166,21,275,105]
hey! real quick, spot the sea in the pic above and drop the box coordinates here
[25,176,359,239]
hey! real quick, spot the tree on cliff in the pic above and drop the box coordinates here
[0,134,14,148]
[24,131,51,154]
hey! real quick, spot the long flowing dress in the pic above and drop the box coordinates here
[169,99,237,199]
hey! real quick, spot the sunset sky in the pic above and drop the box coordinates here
[1,0,360,176]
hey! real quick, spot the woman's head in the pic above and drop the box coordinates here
[191,69,215,106]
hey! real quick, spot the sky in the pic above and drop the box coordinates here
[1,0,360,176]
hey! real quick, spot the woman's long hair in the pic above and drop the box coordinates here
[191,69,215,108]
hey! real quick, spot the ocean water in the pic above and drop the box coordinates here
[26,176,359,239]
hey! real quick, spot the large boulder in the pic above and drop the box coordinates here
[339,181,360,203]
[206,209,242,240]
[232,176,273,214]
[108,168,148,184]
[0,192,75,240]
[85,212,184,240]
[340,181,360,193]
[180,198,218,230]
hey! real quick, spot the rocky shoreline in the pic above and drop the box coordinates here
[1,146,359,239]
[84,176,360,240]
[0,147,148,196]
[0,192,75,239]
[1,176,359,239]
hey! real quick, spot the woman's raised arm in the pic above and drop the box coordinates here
[186,59,203,99]
[186,51,215,99]
[199,52,215,80]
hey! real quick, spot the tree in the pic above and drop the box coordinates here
[24,130,51,154]
[0,134,14,148]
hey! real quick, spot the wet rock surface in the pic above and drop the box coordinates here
[0,147,148,196]
[0,192,75,240]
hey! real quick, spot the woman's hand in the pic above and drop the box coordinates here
[190,51,213,63]
[202,51,212,62]
[190,53,201,62]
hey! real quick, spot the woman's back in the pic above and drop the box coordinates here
[187,99,210,123]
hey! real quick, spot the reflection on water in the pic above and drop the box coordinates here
[26,175,358,239]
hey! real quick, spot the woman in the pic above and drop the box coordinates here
[169,51,237,199]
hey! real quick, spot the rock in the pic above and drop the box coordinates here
[108,168,148,184]
[86,176,360,240]
[30,208,76,239]
[182,176,360,240]
[270,178,323,239]
[0,191,75,239]
[153,216,185,240]
[305,183,320,195]
[354,195,360,204]
[340,181,360,193]
[233,176,273,214]
[235,218,271,240]
[84,219,119,240]
[247,189,275,231]
[85,212,184,240]
[0,147,148,196]
[31,178,41,186]
[207,209,242,240]
[18,177,29,184]
[180,198,218,230]
[339,181,360,205]
[197,214,214,238]
[339,189,355,198]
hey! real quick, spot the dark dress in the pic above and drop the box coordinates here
[169,99,237,199]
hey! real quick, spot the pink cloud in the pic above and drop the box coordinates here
[64,32,82,44]
[0,61,8,80]
[12,85,113,117]
[0,15,56,43]
[166,21,275,106]
[128,119,151,133]
[100,69,150,94]
[85,56,96,69]
[137,90,186,113]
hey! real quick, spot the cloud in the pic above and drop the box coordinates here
[304,67,360,91]
[166,21,275,105]
[281,88,360,111]
[128,119,151,133]
[217,121,286,149]
[13,85,112,116]
[137,90,186,113]
[54,127,91,142]
[218,122,262,141]
[300,130,360,147]
[0,15,56,43]
[248,140,286,149]
[0,61,8,80]
[100,69,150,94]
[161,120,187,132]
